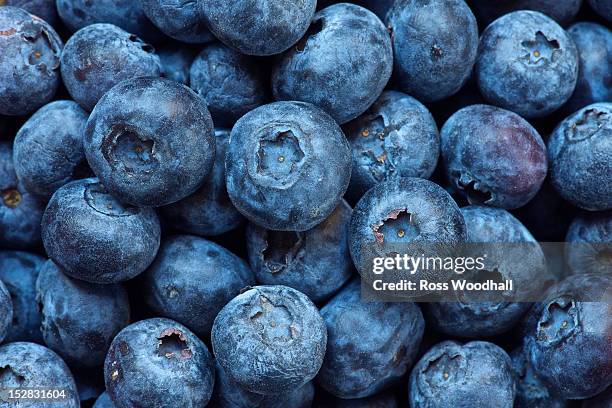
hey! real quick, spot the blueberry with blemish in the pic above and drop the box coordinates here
[565,211,611,275]
[140,0,213,43]
[84,77,215,207]
[0,0,59,26]
[41,178,161,284]
[0,279,12,343]
[212,285,327,394]
[158,43,197,85]
[104,318,215,408]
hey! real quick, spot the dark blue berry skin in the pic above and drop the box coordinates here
[0,279,12,343]
[0,342,80,407]
[160,130,243,236]
[315,390,398,408]
[468,0,582,26]
[565,211,611,275]
[589,0,612,22]
[141,234,255,338]
[0,141,45,249]
[0,250,44,343]
[0,7,62,116]
[563,23,612,114]
[60,24,162,112]
[272,4,393,125]
[388,0,478,103]
[210,362,315,408]
[344,91,440,203]
[212,285,327,395]
[84,77,215,207]
[409,341,516,408]
[93,392,114,408]
[580,386,612,408]
[317,0,395,20]
[104,318,215,408]
[441,105,548,209]
[318,280,425,399]
[158,43,197,85]
[200,0,317,56]
[225,101,352,232]
[1,0,59,26]
[548,103,612,211]
[13,100,89,198]
[41,178,161,284]
[246,200,353,304]
[189,43,269,128]
[350,177,467,277]
[476,11,579,119]
[140,0,213,43]
[36,260,130,368]
[524,274,612,399]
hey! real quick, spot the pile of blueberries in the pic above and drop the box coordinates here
[0,0,611,407]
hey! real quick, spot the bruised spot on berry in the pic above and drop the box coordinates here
[2,189,22,208]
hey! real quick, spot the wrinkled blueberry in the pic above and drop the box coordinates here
[0,279,12,343]
[1,0,59,26]
[469,0,582,26]
[158,42,197,85]
[565,211,611,275]
[140,0,213,43]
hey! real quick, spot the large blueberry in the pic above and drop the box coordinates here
[246,200,353,304]
[441,105,548,209]
[13,100,89,198]
[41,178,161,283]
[0,7,62,116]
[104,318,214,407]
[589,0,612,22]
[212,285,327,394]
[0,279,12,343]
[476,11,579,118]
[409,341,516,408]
[199,0,316,56]
[548,103,612,210]
[225,101,351,231]
[158,43,197,85]
[140,0,212,43]
[565,211,611,275]
[343,91,440,203]
[469,0,582,26]
[141,234,254,338]
[0,0,59,26]
[272,4,393,124]
[84,77,215,207]
[189,43,269,128]
[60,24,161,111]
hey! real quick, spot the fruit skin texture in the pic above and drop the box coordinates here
[408,341,516,408]
[468,0,582,26]
[84,77,215,207]
[548,103,612,211]
[93,392,114,408]
[272,3,393,125]
[13,100,89,198]
[476,11,579,118]
[0,342,80,408]
[104,318,215,408]
[0,279,12,343]
[225,101,351,232]
[199,0,317,56]
[140,0,213,43]
[565,211,611,275]
[158,43,197,85]
[212,285,327,395]
[318,280,425,399]
[589,0,612,22]
[0,7,63,116]
[1,0,59,26]
[246,200,353,304]
[41,178,161,284]
[344,91,440,203]
[387,0,479,103]
[60,24,161,111]
[141,234,255,338]
[441,105,548,209]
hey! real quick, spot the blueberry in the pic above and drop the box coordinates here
[36,260,130,367]
[84,77,215,207]
[547,103,612,211]
[272,3,393,124]
[158,42,197,85]
[140,0,213,43]
[13,100,89,198]
[104,318,215,407]
[343,91,440,203]
[476,11,579,118]
[0,7,62,116]
[210,361,315,408]
[225,101,351,231]
[160,130,243,236]
[0,279,12,343]
[0,250,44,343]
[60,24,162,111]
[0,342,80,407]
[387,0,478,103]
[469,0,582,26]
[441,105,548,209]
[350,177,467,277]
[588,0,612,22]
[315,390,398,408]
[580,386,612,408]
[0,0,59,26]
[565,211,611,275]
[93,392,114,408]
[246,200,353,304]
[189,43,269,128]
[41,178,161,283]
[211,285,327,394]
[408,341,516,408]
[199,0,317,56]
[142,234,255,338]
[74,370,105,408]
[525,274,612,399]
[563,23,612,113]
